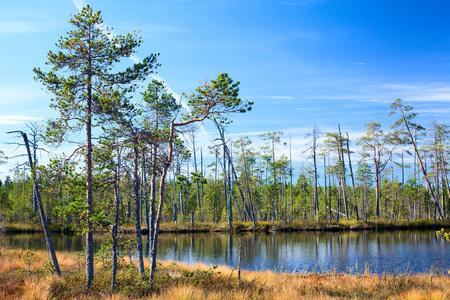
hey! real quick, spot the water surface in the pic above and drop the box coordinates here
[1,230,448,274]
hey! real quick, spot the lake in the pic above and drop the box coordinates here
[1,230,448,274]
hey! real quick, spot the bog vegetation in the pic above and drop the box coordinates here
[0,4,450,295]
[1,248,450,299]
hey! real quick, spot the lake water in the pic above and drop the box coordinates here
[1,230,448,274]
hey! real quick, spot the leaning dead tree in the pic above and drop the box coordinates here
[390,99,444,219]
[7,130,61,277]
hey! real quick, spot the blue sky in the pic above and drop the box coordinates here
[1,0,449,179]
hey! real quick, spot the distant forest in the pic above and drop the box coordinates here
[1,98,447,226]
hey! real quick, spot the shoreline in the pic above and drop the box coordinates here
[1,219,449,235]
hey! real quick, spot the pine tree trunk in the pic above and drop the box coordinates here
[150,124,176,285]
[85,72,94,288]
[133,144,145,276]
[111,178,119,291]
[143,157,149,241]
[149,143,157,255]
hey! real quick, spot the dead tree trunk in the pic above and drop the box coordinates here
[8,131,61,277]
[240,139,257,227]
[397,106,444,219]
[338,125,349,220]
[346,133,358,220]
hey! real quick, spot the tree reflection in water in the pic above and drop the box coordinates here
[1,230,448,274]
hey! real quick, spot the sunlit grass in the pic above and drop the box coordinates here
[1,248,450,299]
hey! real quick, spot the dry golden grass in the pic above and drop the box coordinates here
[1,248,450,299]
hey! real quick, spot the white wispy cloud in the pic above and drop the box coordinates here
[357,98,391,103]
[304,95,360,100]
[364,82,450,103]
[251,96,294,100]
[297,107,318,111]
[415,108,450,114]
[352,62,367,65]
[0,86,46,103]
[0,115,42,125]
[308,82,450,105]
[72,0,85,11]
[0,22,43,34]
[150,74,189,113]
[408,93,450,102]
[344,110,388,115]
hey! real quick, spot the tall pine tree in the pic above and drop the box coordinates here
[33,5,158,287]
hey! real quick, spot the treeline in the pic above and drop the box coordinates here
[0,101,449,228]
[2,100,449,227]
